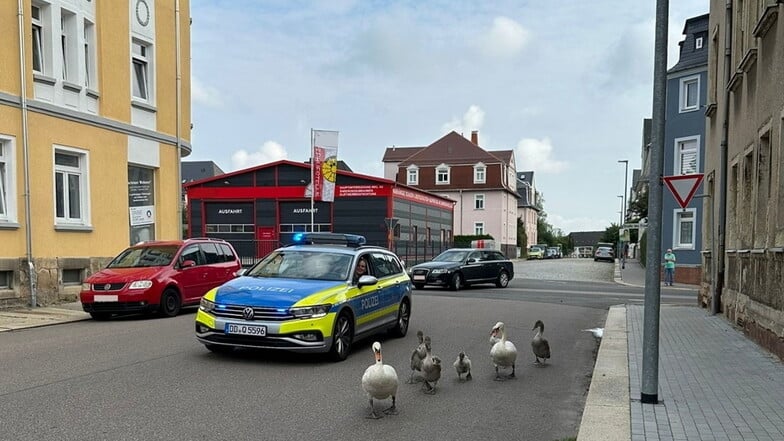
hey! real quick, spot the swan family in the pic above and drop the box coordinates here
[361,320,552,418]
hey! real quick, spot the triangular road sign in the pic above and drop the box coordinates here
[663,173,705,209]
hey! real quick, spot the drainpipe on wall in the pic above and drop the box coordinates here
[713,0,732,315]
[17,0,36,307]
[458,189,463,235]
[175,0,183,239]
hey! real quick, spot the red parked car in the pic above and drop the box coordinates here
[80,238,241,320]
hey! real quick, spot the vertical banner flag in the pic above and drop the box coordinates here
[312,130,339,202]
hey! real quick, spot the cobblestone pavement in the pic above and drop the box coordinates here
[627,305,784,441]
[514,257,615,282]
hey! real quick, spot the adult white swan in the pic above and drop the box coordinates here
[490,321,517,380]
[361,341,399,419]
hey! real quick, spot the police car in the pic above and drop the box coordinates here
[195,233,412,361]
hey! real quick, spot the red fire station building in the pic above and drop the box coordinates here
[184,160,455,265]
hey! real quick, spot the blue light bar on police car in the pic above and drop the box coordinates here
[290,232,366,247]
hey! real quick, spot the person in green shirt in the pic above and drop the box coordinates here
[663,248,676,286]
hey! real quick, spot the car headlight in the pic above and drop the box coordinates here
[199,298,215,313]
[81,282,91,291]
[129,280,153,290]
[290,304,331,319]
[430,268,448,274]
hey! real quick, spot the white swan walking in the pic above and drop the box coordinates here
[490,321,517,380]
[361,341,399,419]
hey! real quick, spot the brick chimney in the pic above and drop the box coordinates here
[471,130,479,145]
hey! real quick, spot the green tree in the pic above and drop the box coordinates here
[600,223,620,245]
[627,187,648,222]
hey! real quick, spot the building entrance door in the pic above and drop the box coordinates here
[256,227,277,258]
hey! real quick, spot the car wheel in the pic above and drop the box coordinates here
[495,270,510,288]
[204,343,234,354]
[329,312,354,362]
[159,288,181,317]
[89,312,111,321]
[388,300,410,338]
[414,283,425,290]
[450,272,463,291]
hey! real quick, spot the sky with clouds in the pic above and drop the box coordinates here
[188,0,709,234]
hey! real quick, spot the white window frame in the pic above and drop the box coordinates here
[474,194,485,210]
[83,19,96,88]
[31,4,46,74]
[406,165,419,185]
[679,75,700,112]
[674,135,700,175]
[695,37,703,49]
[473,163,486,184]
[673,208,696,249]
[436,163,450,185]
[131,39,153,102]
[53,146,90,226]
[0,136,18,223]
[474,222,485,235]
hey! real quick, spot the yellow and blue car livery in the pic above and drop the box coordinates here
[195,236,412,361]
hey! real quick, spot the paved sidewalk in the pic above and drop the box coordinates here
[579,258,784,441]
[614,257,694,290]
[0,301,89,331]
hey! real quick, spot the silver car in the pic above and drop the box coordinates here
[594,246,615,262]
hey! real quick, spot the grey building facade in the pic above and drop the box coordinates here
[662,14,709,285]
[703,1,784,359]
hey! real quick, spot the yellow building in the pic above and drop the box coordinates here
[0,0,191,306]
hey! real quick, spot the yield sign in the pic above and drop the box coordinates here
[663,173,704,209]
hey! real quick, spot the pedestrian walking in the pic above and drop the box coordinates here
[663,248,676,286]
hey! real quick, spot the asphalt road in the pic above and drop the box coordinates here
[0,258,696,441]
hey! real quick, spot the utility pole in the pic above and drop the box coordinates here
[641,0,668,405]
[618,159,629,224]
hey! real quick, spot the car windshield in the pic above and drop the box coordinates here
[107,246,179,268]
[432,250,469,263]
[597,247,613,253]
[245,250,352,281]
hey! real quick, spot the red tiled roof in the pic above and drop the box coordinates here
[398,131,506,166]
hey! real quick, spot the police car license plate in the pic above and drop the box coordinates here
[413,275,426,281]
[226,323,267,336]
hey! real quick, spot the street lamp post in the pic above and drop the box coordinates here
[618,159,629,225]
[617,195,624,261]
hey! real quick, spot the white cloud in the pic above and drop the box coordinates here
[481,16,530,58]
[191,76,223,108]
[231,141,288,171]
[441,105,486,137]
[515,137,568,173]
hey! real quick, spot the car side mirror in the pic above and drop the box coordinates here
[467,258,477,263]
[180,259,196,269]
[357,274,378,288]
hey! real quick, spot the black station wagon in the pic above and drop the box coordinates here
[408,248,514,291]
